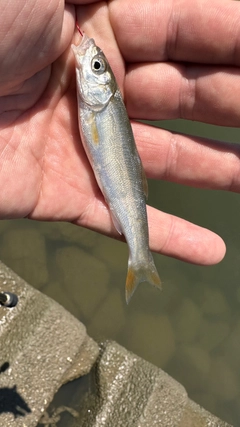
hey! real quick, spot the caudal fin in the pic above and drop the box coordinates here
[125,258,161,304]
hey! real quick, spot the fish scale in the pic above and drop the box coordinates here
[72,34,161,303]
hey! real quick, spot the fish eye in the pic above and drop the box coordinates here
[91,56,106,74]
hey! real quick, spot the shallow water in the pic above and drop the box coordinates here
[1,119,240,426]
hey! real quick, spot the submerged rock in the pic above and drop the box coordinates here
[173,297,202,344]
[0,228,48,288]
[125,313,175,368]
[39,221,97,248]
[88,288,126,339]
[169,344,211,391]
[55,245,110,319]
[208,356,238,401]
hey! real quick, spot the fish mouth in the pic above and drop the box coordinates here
[78,33,96,55]
[71,33,97,65]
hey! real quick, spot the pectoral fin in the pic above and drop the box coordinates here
[86,112,99,144]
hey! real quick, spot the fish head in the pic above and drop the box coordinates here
[72,34,117,111]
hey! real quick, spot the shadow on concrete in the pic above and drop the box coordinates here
[0,362,31,418]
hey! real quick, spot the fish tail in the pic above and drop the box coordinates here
[125,255,161,304]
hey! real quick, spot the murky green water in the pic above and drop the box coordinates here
[1,119,240,426]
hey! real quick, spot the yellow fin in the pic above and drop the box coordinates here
[91,117,99,144]
[125,261,161,304]
[86,112,99,144]
[126,266,136,304]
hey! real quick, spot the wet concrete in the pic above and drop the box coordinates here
[0,261,98,427]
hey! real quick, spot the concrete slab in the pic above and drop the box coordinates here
[77,341,232,427]
[0,261,99,427]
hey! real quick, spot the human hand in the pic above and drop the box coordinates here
[1,0,240,266]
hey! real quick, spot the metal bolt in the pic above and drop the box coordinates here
[0,292,18,307]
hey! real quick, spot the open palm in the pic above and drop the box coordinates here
[0,2,106,227]
[1,0,240,266]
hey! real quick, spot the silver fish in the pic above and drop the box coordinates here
[72,34,161,303]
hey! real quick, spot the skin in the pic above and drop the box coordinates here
[1,0,240,265]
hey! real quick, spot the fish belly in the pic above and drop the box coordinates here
[79,91,161,302]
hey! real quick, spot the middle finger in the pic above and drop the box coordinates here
[125,62,240,127]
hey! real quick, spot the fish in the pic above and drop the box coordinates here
[72,33,161,303]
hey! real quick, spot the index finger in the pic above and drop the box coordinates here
[109,0,240,65]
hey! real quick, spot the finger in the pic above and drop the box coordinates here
[68,0,103,3]
[147,206,226,265]
[0,1,75,93]
[73,196,226,265]
[110,0,240,65]
[131,122,240,193]
[125,62,240,126]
